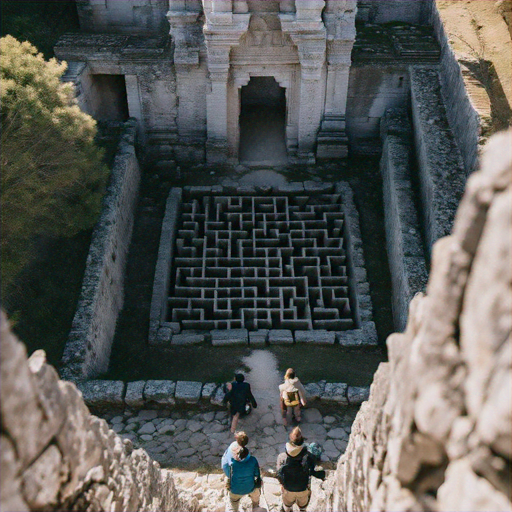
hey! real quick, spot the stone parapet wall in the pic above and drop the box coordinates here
[326,129,512,511]
[76,379,371,413]
[0,312,196,512]
[380,109,428,332]
[61,120,140,381]
[430,2,481,176]
[409,66,466,254]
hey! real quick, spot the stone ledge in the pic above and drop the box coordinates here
[80,378,370,411]
[211,329,248,346]
[295,330,336,344]
[77,380,125,409]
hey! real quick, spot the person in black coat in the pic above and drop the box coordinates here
[276,427,325,512]
[223,373,257,433]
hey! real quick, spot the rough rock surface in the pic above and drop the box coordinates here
[0,315,196,512]
[326,130,512,511]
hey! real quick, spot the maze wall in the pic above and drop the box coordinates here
[149,183,376,346]
[169,193,354,331]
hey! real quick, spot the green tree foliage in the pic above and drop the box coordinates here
[1,36,109,293]
[0,1,80,59]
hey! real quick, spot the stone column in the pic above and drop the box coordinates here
[125,74,144,138]
[280,0,327,163]
[168,3,206,162]
[202,0,250,164]
[316,0,356,159]
[205,48,230,162]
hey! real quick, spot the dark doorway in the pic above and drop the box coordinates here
[239,76,287,165]
[90,74,129,122]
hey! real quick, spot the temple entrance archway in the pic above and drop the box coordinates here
[238,76,288,165]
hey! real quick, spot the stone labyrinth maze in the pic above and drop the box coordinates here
[150,183,375,346]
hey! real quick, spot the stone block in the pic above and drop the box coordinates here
[304,381,325,400]
[278,183,305,193]
[249,330,268,346]
[337,322,378,347]
[304,181,334,193]
[77,380,125,409]
[143,380,176,406]
[323,383,348,404]
[295,330,335,344]
[171,333,204,345]
[125,381,145,408]
[168,322,181,334]
[174,381,202,403]
[268,330,294,344]
[211,329,248,346]
[236,185,257,195]
[201,383,217,402]
[155,327,172,344]
[1,435,28,511]
[347,386,370,405]
[21,444,65,509]
[211,385,225,406]
[187,186,212,195]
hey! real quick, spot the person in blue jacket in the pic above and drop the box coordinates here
[221,431,249,468]
[222,445,261,512]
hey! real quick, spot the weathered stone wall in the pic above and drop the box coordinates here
[75,0,169,35]
[61,120,140,382]
[327,129,512,511]
[409,66,466,254]
[346,65,410,151]
[380,109,428,332]
[0,312,196,512]
[356,0,434,25]
[430,2,481,176]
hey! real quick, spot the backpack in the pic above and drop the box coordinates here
[283,390,300,407]
[277,452,310,492]
[307,442,323,463]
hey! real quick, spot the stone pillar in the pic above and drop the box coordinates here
[202,0,250,164]
[125,74,144,139]
[316,0,356,159]
[168,3,206,162]
[205,50,230,163]
[280,0,327,163]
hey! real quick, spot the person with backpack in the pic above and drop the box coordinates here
[279,368,307,426]
[276,427,326,512]
[222,445,262,512]
[223,373,258,433]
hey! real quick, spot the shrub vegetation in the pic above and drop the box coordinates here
[0,36,109,295]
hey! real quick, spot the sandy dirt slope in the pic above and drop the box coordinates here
[437,0,512,136]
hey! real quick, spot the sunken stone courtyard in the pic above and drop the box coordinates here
[1,0,511,511]
[150,182,375,346]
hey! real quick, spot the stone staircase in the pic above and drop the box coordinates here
[168,469,335,512]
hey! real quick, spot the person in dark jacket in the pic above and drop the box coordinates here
[223,373,258,433]
[222,445,261,512]
[276,427,325,512]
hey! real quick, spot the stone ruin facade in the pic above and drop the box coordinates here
[55,0,439,165]
[55,0,477,382]
[1,129,510,512]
